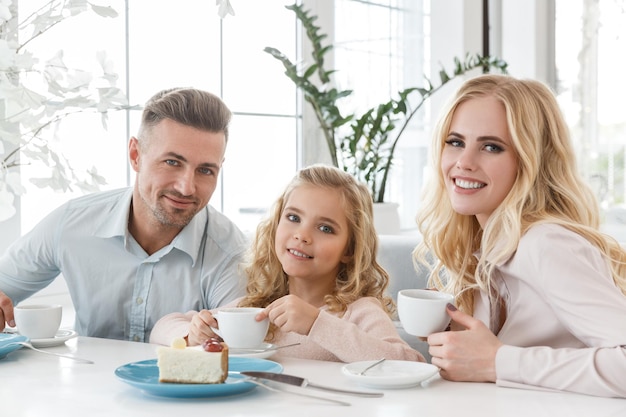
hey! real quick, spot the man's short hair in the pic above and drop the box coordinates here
[138,87,232,143]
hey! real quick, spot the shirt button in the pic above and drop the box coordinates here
[136,297,144,305]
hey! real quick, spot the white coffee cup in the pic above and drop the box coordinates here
[211,307,269,349]
[397,289,455,337]
[14,304,63,339]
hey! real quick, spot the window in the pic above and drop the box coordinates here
[15,0,300,235]
[9,0,429,239]
[6,0,625,260]
[333,0,428,229]
[11,1,621,244]
[554,0,626,236]
[10,0,129,233]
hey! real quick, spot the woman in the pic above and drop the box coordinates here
[415,74,626,397]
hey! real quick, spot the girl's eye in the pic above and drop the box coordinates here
[319,225,333,234]
[287,214,300,223]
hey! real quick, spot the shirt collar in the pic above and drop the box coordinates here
[93,188,207,266]
[94,188,133,239]
[170,207,207,266]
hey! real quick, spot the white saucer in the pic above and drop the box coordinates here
[228,343,278,359]
[29,329,78,348]
[342,360,439,389]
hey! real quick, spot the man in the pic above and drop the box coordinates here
[0,88,248,342]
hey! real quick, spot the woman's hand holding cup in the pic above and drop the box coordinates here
[397,289,455,338]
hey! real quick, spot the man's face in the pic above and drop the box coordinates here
[129,118,226,229]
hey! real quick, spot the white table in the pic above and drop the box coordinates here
[1,336,624,417]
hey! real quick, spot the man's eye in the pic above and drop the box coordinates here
[165,159,179,166]
[199,167,215,175]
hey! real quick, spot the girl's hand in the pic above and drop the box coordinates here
[427,304,503,382]
[258,294,319,335]
[187,309,220,346]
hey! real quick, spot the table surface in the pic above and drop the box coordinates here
[0,336,624,417]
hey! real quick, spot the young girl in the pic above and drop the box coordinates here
[151,164,424,363]
[415,74,626,397]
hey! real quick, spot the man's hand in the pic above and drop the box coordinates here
[257,295,319,335]
[428,304,503,382]
[0,291,15,330]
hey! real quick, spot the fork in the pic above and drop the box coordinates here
[8,341,94,364]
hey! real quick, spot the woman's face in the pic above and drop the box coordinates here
[441,95,518,227]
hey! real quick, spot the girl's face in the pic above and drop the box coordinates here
[275,184,352,287]
[441,96,518,227]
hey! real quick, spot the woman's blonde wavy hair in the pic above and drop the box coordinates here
[239,164,394,340]
[415,74,626,315]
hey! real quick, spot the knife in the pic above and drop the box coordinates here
[241,371,383,397]
[244,378,351,406]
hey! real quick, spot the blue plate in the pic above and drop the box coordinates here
[115,356,283,398]
[0,333,28,359]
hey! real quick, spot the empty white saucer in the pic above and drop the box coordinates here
[342,360,439,389]
[29,329,77,348]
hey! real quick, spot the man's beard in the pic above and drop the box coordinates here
[149,192,199,228]
[153,204,196,228]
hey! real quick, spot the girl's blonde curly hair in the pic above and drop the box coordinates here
[238,164,394,340]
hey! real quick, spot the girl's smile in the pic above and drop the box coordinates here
[275,184,351,286]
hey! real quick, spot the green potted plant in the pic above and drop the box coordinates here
[265,3,508,205]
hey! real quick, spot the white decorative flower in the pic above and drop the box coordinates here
[216,0,235,18]
[0,181,16,222]
[0,0,12,24]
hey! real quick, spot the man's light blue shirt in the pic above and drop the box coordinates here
[0,188,248,342]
